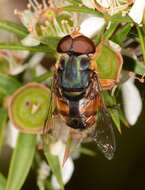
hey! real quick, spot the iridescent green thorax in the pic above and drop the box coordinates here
[58,54,91,91]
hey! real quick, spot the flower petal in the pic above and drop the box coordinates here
[10,64,28,75]
[121,76,142,125]
[21,34,40,46]
[129,0,145,24]
[20,10,36,28]
[50,141,74,189]
[51,158,74,189]
[81,0,95,9]
[96,0,110,8]
[80,16,105,38]
[38,161,50,180]
[6,121,19,148]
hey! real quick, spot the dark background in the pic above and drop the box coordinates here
[66,81,145,190]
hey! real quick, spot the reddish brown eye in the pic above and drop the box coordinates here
[57,35,73,53]
[72,35,95,54]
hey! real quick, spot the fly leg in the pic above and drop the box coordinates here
[107,104,120,110]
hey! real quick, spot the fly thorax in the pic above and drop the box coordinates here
[58,54,91,99]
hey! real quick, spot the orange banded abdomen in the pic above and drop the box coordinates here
[57,96,101,129]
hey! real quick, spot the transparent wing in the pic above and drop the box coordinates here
[42,77,57,145]
[93,106,116,160]
[88,71,116,160]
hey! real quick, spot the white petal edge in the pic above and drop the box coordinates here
[28,53,45,68]
[6,121,19,148]
[10,64,28,75]
[21,34,40,46]
[38,161,50,180]
[108,40,121,52]
[121,76,142,125]
[51,158,74,190]
[96,0,110,8]
[129,0,145,24]
[81,0,95,9]
[50,141,74,189]
[80,16,105,38]
[20,10,36,28]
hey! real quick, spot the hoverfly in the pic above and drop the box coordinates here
[44,30,116,160]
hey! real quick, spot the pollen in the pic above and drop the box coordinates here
[27,3,32,9]
[61,20,68,25]
[78,3,83,7]
[40,25,46,31]
[14,9,22,16]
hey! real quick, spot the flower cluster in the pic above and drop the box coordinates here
[14,0,80,46]
[82,0,145,25]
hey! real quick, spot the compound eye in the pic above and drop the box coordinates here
[57,35,73,53]
[72,35,95,54]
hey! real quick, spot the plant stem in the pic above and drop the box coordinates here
[137,26,145,64]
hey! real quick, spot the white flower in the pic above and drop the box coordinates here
[6,121,19,148]
[82,0,96,9]
[50,141,74,190]
[22,52,46,82]
[121,75,142,125]
[81,0,134,15]
[80,16,105,38]
[38,161,50,180]
[129,0,145,24]
[96,0,110,8]
[17,0,80,46]
[0,50,29,75]
[26,52,45,68]
[21,34,40,46]
[109,40,122,51]
[20,9,36,28]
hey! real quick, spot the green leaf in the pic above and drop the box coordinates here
[45,180,54,190]
[112,24,131,45]
[137,26,145,64]
[109,108,121,133]
[135,60,145,75]
[0,42,55,54]
[94,23,107,46]
[30,71,53,83]
[38,36,61,50]
[104,23,118,41]
[67,0,81,5]
[0,90,5,102]
[0,20,28,38]
[0,73,21,95]
[6,133,37,190]
[103,91,121,133]
[0,108,8,153]
[0,173,6,190]
[76,147,96,156]
[109,13,132,23]
[44,145,64,189]
[63,6,103,17]
[118,109,129,128]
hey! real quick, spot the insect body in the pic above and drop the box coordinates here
[51,33,116,159]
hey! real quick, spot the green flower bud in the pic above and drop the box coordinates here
[93,41,123,89]
[9,83,54,134]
